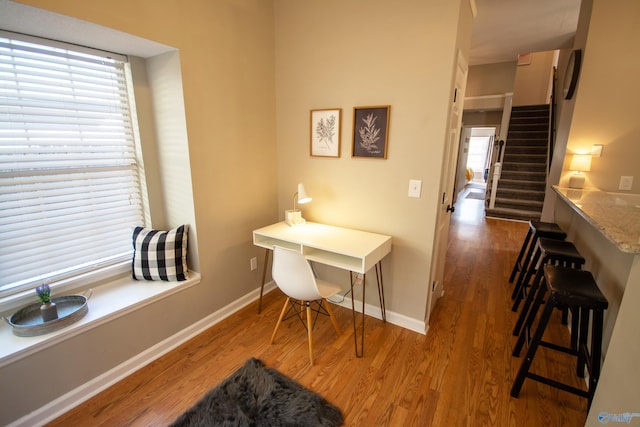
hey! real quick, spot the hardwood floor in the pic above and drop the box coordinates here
[47,194,588,426]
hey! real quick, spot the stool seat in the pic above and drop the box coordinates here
[537,238,585,262]
[530,220,565,237]
[509,221,566,286]
[512,237,585,311]
[546,266,608,310]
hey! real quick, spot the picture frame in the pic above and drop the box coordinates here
[352,105,390,159]
[310,108,342,157]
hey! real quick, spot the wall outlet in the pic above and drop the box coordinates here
[619,176,633,191]
[250,257,257,271]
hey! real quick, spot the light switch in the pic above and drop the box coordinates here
[619,176,633,191]
[408,179,422,198]
[592,144,603,158]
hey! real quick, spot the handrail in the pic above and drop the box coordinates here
[548,66,557,172]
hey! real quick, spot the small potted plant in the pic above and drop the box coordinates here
[36,284,58,322]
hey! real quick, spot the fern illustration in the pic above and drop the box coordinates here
[358,113,381,153]
[316,115,336,148]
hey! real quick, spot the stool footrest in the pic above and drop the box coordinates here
[525,373,589,399]
[539,340,577,356]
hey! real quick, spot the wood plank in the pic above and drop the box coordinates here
[46,196,588,426]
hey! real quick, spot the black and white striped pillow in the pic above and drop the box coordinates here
[132,225,189,281]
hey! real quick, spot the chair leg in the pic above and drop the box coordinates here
[324,299,341,335]
[510,228,533,283]
[270,297,290,344]
[513,278,548,357]
[512,267,543,337]
[511,298,556,398]
[512,246,541,302]
[306,302,314,365]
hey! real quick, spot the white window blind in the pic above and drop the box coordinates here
[0,33,145,296]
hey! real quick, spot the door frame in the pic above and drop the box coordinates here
[425,49,468,326]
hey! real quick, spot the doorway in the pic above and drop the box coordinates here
[455,126,497,205]
[466,129,493,184]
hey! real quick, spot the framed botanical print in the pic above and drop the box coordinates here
[310,108,342,157]
[352,105,390,159]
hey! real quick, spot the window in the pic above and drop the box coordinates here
[0,32,146,298]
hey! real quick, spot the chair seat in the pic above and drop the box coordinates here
[316,279,342,299]
[270,246,342,365]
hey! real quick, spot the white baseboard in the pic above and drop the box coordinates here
[329,296,427,335]
[8,282,277,427]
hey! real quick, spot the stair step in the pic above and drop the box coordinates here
[500,170,546,180]
[485,207,542,222]
[503,153,547,163]
[494,197,544,209]
[508,146,547,155]
[511,104,550,113]
[498,178,545,192]
[502,161,546,172]
[507,130,549,139]
[506,138,548,147]
[510,116,549,124]
[496,187,545,200]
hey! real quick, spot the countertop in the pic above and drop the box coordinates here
[553,186,640,254]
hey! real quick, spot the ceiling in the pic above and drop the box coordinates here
[0,0,581,66]
[469,0,582,65]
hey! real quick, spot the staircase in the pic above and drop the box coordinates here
[486,104,550,221]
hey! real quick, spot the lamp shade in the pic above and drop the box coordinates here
[569,154,592,172]
[297,183,312,204]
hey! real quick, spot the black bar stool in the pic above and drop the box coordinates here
[512,238,586,355]
[509,221,566,292]
[512,237,586,312]
[511,265,608,409]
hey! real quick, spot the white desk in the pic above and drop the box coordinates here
[253,221,392,357]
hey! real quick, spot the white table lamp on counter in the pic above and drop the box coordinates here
[568,154,592,189]
[285,182,312,226]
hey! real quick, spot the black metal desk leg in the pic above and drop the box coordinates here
[258,248,270,314]
[375,262,386,322]
[349,271,366,358]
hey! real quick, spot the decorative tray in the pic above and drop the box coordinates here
[4,294,90,337]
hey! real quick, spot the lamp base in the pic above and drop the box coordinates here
[569,174,585,189]
[285,210,306,226]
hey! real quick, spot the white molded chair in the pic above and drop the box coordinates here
[270,246,341,365]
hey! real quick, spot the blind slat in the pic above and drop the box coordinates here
[0,33,144,295]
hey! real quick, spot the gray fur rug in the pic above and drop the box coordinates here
[170,358,344,427]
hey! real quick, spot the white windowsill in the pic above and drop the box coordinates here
[0,272,201,368]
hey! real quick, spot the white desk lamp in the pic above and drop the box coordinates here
[285,183,312,226]
[568,154,591,189]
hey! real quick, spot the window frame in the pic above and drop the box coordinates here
[0,30,149,302]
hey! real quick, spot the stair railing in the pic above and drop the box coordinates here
[487,92,513,210]
[488,140,504,209]
[547,67,557,173]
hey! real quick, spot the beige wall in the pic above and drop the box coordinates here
[1,0,474,423]
[462,110,503,126]
[274,0,473,322]
[565,0,640,423]
[512,50,556,106]
[1,0,277,424]
[560,0,640,193]
[465,61,517,98]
